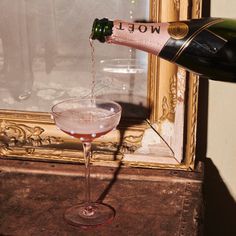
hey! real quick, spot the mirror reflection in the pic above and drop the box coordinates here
[0,0,149,118]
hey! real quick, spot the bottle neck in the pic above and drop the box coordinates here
[91,18,113,43]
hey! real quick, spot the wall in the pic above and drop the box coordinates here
[208,0,236,200]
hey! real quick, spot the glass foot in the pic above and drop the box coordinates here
[64,202,115,228]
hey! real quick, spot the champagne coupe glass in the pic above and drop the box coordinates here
[51,98,122,228]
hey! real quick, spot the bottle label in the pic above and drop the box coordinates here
[107,21,171,55]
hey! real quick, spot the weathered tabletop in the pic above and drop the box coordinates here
[0,159,203,236]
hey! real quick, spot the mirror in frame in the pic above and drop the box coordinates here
[0,0,202,170]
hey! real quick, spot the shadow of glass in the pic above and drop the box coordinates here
[96,101,150,203]
[204,158,236,236]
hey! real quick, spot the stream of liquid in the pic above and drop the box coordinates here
[89,37,96,100]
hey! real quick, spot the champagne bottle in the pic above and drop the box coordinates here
[91,18,236,81]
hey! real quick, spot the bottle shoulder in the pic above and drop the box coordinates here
[207,18,236,40]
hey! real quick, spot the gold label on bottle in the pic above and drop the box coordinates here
[168,22,189,40]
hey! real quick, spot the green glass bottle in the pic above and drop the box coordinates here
[91,18,236,81]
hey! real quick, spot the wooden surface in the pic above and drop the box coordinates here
[0,159,203,236]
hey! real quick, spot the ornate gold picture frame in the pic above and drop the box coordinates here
[0,0,202,170]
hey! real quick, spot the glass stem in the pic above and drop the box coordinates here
[82,142,92,205]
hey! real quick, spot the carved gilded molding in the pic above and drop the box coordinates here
[184,74,199,169]
[194,0,201,18]
[0,115,146,166]
[1,120,50,146]
[173,0,180,11]
[183,0,202,168]
[0,119,62,156]
[158,74,178,123]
